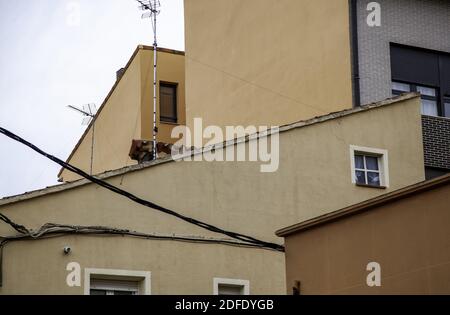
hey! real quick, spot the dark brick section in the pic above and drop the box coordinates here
[422,115,450,169]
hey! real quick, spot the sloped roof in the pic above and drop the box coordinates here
[57,45,185,179]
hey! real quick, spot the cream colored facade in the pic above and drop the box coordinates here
[59,46,186,183]
[0,95,425,294]
[63,0,355,181]
[184,0,354,135]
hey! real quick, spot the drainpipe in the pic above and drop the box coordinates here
[350,0,361,107]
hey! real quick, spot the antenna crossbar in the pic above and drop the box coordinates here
[67,105,94,118]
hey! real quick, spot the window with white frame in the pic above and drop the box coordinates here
[84,268,151,295]
[350,146,389,188]
[213,278,250,296]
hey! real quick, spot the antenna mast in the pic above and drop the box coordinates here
[137,0,161,160]
[67,104,97,175]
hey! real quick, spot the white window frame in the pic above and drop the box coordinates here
[213,278,250,295]
[84,268,151,295]
[350,145,389,188]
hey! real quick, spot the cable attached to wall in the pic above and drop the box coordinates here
[0,127,284,253]
[0,214,276,250]
[0,208,280,288]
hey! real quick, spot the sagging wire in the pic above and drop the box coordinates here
[0,213,29,235]
[0,127,284,252]
[0,213,276,249]
[0,212,279,287]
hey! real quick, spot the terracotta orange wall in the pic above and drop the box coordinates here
[284,184,450,294]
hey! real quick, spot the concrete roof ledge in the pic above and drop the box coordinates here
[0,155,174,207]
[275,173,450,238]
[1,93,421,206]
[279,92,420,133]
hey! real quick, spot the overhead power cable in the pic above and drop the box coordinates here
[0,126,284,252]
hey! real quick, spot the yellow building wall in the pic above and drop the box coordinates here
[184,0,354,133]
[60,47,186,182]
[140,48,186,143]
[0,97,425,294]
[0,236,281,295]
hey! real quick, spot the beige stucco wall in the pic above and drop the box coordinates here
[0,236,281,295]
[0,96,425,294]
[60,47,186,183]
[184,0,354,135]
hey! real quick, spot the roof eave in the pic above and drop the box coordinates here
[275,173,450,238]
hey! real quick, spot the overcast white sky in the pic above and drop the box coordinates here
[0,0,185,198]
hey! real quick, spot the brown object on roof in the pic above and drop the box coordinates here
[276,173,450,237]
[129,140,174,163]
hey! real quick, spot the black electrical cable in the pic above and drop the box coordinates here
[0,127,284,252]
[0,213,29,234]
[0,214,275,250]
[0,212,280,288]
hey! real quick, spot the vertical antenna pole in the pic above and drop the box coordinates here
[90,122,95,175]
[136,0,160,160]
[152,0,158,160]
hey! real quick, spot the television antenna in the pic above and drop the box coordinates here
[67,104,97,175]
[136,0,161,160]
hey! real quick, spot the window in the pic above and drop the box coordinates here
[84,268,151,295]
[90,279,139,295]
[350,145,389,188]
[354,154,381,186]
[444,97,450,118]
[390,44,450,118]
[160,82,178,123]
[213,278,250,296]
[392,82,439,116]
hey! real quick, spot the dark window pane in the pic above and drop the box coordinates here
[90,289,107,295]
[444,101,450,118]
[218,285,244,295]
[390,45,440,88]
[367,172,381,186]
[355,155,364,169]
[425,167,449,180]
[160,84,177,123]
[365,156,379,171]
[355,171,366,185]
